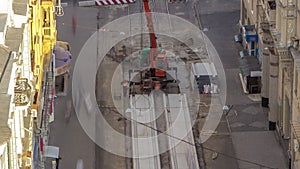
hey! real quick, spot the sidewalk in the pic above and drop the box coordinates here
[198,66,287,168]
[225,94,288,169]
[201,97,288,169]
[231,131,288,169]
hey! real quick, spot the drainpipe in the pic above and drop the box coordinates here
[289,46,294,169]
[256,0,259,32]
[295,0,298,39]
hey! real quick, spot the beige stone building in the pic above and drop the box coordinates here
[290,48,300,168]
[0,0,35,168]
[241,0,300,168]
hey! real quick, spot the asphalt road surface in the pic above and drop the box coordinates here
[49,0,286,169]
[49,1,201,169]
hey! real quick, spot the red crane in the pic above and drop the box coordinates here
[143,0,157,68]
[142,0,168,78]
[130,0,178,94]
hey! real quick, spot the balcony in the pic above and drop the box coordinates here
[269,27,282,47]
[41,0,54,6]
[14,78,31,106]
[261,22,269,31]
[262,36,274,46]
[292,121,300,143]
[42,27,51,40]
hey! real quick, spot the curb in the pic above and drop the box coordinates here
[58,1,95,7]
[78,1,95,7]
[193,1,202,30]
[239,72,249,94]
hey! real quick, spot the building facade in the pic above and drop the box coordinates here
[28,0,58,168]
[291,48,300,169]
[0,0,62,168]
[241,0,300,168]
[0,0,35,168]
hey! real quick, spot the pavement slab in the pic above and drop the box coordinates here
[226,103,268,132]
[231,131,289,169]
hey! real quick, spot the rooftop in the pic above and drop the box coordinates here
[5,27,23,51]
[0,45,12,145]
[239,56,261,76]
[0,14,8,32]
[0,25,24,147]
[13,0,27,16]
[0,45,11,81]
[192,62,218,77]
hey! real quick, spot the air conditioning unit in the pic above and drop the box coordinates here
[31,109,37,117]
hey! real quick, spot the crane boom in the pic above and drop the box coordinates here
[129,0,179,93]
[143,0,157,49]
[143,0,159,68]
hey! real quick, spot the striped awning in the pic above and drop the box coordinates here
[95,0,136,6]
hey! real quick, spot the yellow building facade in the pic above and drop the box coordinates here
[29,0,59,168]
[0,0,60,168]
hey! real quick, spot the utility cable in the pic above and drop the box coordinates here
[133,118,277,169]
[99,106,278,169]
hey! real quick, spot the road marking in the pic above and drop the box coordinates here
[61,3,68,7]
[174,12,185,16]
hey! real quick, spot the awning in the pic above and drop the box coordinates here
[44,146,59,158]
[54,45,72,76]
[239,56,261,77]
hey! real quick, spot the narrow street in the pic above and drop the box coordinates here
[49,1,203,168]
[48,0,289,169]
[197,0,288,168]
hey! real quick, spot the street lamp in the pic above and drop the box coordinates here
[55,0,64,16]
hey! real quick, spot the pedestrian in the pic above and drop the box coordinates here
[76,159,84,169]
[65,100,72,123]
[72,15,76,35]
[55,157,62,169]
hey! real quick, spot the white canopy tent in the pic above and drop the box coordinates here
[44,146,59,158]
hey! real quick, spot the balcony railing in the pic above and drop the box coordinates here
[292,121,300,142]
